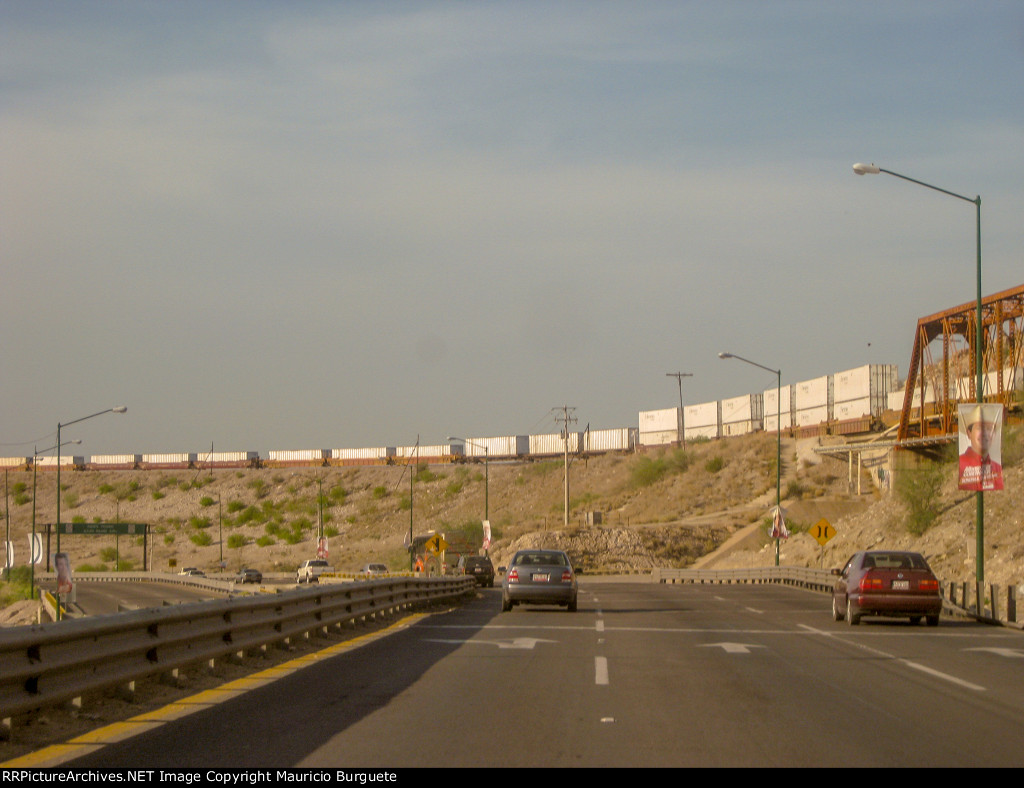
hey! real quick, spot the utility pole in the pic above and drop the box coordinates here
[666,372,693,447]
[553,406,577,527]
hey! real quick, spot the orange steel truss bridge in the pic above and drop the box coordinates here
[898,283,1024,443]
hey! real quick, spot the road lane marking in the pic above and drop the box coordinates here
[900,660,986,691]
[965,647,1024,659]
[422,637,556,649]
[698,642,765,654]
[798,624,986,692]
[595,656,609,685]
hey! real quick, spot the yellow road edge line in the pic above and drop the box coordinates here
[2,612,429,768]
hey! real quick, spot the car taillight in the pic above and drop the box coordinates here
[561,570,573,584]
[859,573,883,591]
[508,568,519,583]
[919,578,939,592]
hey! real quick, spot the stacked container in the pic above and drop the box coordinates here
[720,394,763,437]
[638,407,681,446]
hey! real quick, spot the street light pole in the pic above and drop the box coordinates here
[719,353,782,566]
[853,163,984,583]
[55,406,126,619]
[31,440,81,601]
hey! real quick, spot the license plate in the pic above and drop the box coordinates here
[532,573,549,582]
[892,580,909,590]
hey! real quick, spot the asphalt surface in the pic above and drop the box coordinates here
[26,580,1024,767]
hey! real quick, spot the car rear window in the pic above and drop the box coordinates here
[862,553,929,570]
[514,552,567,567]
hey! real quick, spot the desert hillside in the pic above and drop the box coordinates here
[1,427,1021,594]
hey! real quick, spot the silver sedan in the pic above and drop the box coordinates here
[501,549,578,612]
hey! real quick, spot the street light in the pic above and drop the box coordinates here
[55,406,127,618]
[719,352,783,566]
[31,440,81,599]
[853,162,985,584]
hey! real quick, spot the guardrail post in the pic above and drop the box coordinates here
[1008,586,1017,624]
[989,584,1000,622]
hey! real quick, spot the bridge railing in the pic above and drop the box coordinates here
[0,576,475,724]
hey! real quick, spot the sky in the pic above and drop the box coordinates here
[2,0,1023,457]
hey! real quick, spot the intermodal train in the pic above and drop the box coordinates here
[5,363,1018,473]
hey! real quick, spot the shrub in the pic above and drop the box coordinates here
[704,456,725,474]
[227,534,246,549]
[189,532,213,547]
[199,496,215,508]
[895,456,946,536]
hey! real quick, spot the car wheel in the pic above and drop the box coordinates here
[846,598,860,626]
[926,615,939,627]
[567,596,577,612]
[832,596,843,622]
[909,616,922,625]
[501,597,512,612]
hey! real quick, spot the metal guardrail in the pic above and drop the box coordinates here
[652,566,1021,628]
[0,576,475,722]
[653,565,835,592]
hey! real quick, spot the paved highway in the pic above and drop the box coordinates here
[48,580,1024,767]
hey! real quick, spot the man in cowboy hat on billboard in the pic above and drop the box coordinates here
[958,403,1004,492]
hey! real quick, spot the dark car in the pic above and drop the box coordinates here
[831,550,941,626]
[502,549,578,612]
[237,568,262,584]
[458,555,495,587]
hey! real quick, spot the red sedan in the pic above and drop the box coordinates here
[832,550,942,626]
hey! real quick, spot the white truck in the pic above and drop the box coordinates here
[296,558,333,583]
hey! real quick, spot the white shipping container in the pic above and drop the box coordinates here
[199,452,258,463]
[985,367,1024,394]
[796,405,829,427]
[395,444,464,459]
[462,436,530,458]
[684,401,719,429]
[143,453,198,464]
[639,408,681,433]
[331,447,395,460]
[795,375,831,410]
[639,430,679,447]
[834,398,872,421]
[763,384,793,417]
[35,456,85,467]
[267,449,327,462]
[764,412,793,432]
[721,394,763,425]
[887,384,936,412]
[683,424,720,441]
[583,428,635,453]
[833,364,898,403]
[90,454,142,465]
[0,457,29,467]
[721,420,760,436]
[530,432,581,455]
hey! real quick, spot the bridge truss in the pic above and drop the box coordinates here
[898,283,1024,442]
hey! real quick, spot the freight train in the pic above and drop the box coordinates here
[5,363,1019,473]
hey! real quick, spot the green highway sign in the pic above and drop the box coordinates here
[56,522,148,536]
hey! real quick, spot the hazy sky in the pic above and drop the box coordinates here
[3,1,1023,457]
